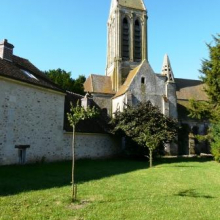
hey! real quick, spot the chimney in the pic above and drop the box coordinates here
[0,39,14,62]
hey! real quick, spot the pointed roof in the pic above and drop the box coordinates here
[113,59,154,98]
[110,0,146,13]
[113,64,141,98]
[161,54,175,82]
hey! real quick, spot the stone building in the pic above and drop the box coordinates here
[0,39,120,165]
[84,0,177,119]
[84,0,209,155]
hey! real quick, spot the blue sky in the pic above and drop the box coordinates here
[0,0,220,80]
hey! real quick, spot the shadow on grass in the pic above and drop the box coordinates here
[0,157,213,197]
[175,189,216,199]
[0,159,148,197]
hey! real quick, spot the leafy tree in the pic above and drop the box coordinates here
[188,34,220,121]
[67,102,98,202]
[200,34,220,104]
[188,34,220,162]
[45,68,74,91]
[45,69,86,95]
[111,101,178,167]
[73,75,86,95]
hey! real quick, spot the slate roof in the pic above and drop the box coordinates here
[0,55,64,93]
[64,91,111,133]
[84,74,115,95]
[175,78,208,101]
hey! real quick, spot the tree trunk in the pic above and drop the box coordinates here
[71,125,77,202]
[149,149,153,168]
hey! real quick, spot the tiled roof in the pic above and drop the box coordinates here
[176,79,208,120]
[64,91,111,133]
[0,55,64,93]
[84,74,115,95]
[175,78,208,101]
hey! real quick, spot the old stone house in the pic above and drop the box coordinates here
[0,39,120,165]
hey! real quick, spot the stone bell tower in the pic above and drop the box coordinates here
[106,0,148,92]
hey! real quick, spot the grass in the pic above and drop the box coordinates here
[0,158,219,220]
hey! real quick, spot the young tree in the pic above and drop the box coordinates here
[67,102,98,202]
[188,34,220,162]
[111,101,178,167]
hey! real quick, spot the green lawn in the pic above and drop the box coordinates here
[0,158,219,220]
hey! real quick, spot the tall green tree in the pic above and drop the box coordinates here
[45,69,86,95]
[67,102,98,202]
[201,34,220,104]
[189,34,220,121]
[188,34,220,162]
[111,101,178,167]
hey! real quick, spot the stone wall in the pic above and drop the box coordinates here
[0,78,121,165]
[63,133,121,160]
[92,94,114,116]
[129,62,165,110]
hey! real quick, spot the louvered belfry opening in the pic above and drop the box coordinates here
[134,19,142,62]
[122,17,130,61]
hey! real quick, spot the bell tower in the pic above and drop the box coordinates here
[106,0,148,92]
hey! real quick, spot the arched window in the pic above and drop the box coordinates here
[122,17,130,60]
[134,19,142,62]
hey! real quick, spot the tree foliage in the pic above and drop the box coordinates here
[45,68,86,95]
[73,75,86,95]
[188,99,211,120]
[201,34,220,104]
[67,101,98,127]
[188,34,220,122]
[210,123,220,162]
[111,101,178,167]
[188,34,220,162]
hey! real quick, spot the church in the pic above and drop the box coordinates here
[84,0,209,154]
[0,0,209,165]
[85,0,177,119]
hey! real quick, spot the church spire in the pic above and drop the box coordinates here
[107,0,148,91]
[161,54,175,82]
[110,0,146,12]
